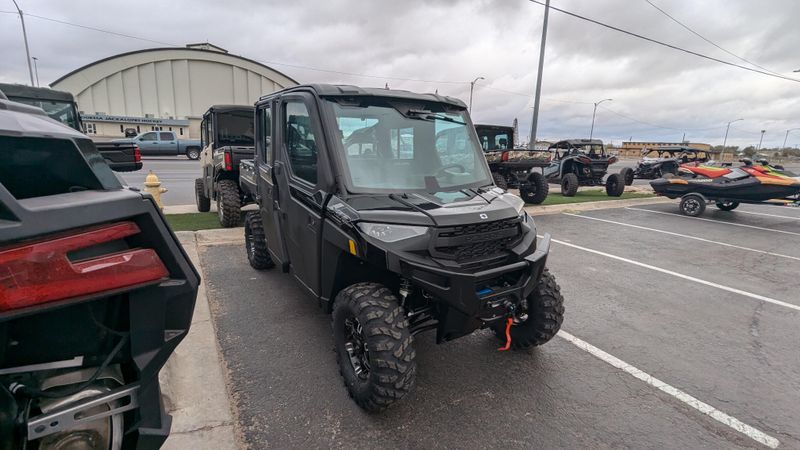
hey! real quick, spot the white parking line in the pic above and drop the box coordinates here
[563,213,800,262]
[541,236,800,312]
[558,330,780,448]
[626,207,800,237]
[736,209,800,220]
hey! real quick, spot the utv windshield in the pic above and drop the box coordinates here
[216,111,255,147]
[10,97,80,131]
[330,99,491,193]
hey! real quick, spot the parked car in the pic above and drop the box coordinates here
[112,131,202,160]
[0,83,142,172]
[195,105,255,227]
[627,146,712,184]
[0,96,199,449]
[543,139,626,197]
[474,124,550,204]
[240,84,564,412]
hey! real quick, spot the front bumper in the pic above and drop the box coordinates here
[401,234,551,342]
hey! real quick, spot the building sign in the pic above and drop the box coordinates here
[80,113,190,126]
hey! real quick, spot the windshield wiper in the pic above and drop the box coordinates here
[405,109,466,125]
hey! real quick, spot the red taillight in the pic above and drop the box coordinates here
[133,145,141,163]
[501,151,510,162]
[224,151,232,171]
[608,156,618,164]
[0,222,168,312]
[578,156,592,165]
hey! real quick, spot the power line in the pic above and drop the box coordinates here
[21,12,181,47]
[527,0,800,84]
[642,0,783,76]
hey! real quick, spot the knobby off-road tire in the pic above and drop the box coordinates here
[620,167,634,186]
[492,172,508,190]
[492,269,564,349]
[244,211,274,270]
[332,282,416,412]
[216,179,242,227]
[716,201,739,211]
[520,172,549,204]
[561,173,579,197]
[195,178,210,212]
[605,173,625,197]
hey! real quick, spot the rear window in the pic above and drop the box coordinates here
[0,136,115,199]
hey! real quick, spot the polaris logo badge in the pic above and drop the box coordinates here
[479,213,488,220]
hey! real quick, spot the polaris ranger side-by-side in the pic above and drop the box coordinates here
[195,105,255,227]
[239,84,564,412]
[0,97,198,448]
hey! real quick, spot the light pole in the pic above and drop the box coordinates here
[528,0,550,149]
[31,56,39,87]
[757,130,766,150]
[722,118,743,148]
[782,128,799,149]
[11,0,35,86]
[468,76,484,114]
[589,98,612,140]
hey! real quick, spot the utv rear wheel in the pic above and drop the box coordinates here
[492,270,564,349]
[216,179,242,227]
[244,211,274,270]
[332,282,416,412]
[605,173,625,197]
[561,173,579,197]
[680,194,706,216]
[620,167,634,186]
[715,201,739,211]
[520,172,549,204]
[492,172,508,190]
[195,178,210,212]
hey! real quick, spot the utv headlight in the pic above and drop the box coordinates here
[357,222,428,243]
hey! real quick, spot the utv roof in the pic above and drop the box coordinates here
[0,98,85,140]
[0,83,75,103]
[475,124,514,131]
[551,139,604,146]
[205,104,254,114]
[258,84,467,109]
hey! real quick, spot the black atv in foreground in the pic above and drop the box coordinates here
[474,124,550,204]
[239,84,564,412]
[543,139,626,197]
[195,105,255,227]
[0,98,198,447]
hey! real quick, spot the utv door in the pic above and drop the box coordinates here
[272,95,324,294]
[255,103,288,268]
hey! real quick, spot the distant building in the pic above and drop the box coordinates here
[619,141,712,157]
[50,43,298,140]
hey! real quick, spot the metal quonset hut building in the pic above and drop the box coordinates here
[50,43,298,140]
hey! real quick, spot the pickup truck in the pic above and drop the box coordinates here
[113,131,202,160]
[0,83,142,172]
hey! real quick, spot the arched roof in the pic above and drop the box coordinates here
[51,46,298,119]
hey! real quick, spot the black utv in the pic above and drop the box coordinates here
[0,96,198,447]
[195,105,255,227]
[474,124,550,204]
[627,146,711,184]
[543,139,626,197]
[239,84,564,412]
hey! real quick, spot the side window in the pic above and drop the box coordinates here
[284,101,317,184]
[260,105,272,164]
[140,132,157,141]
[159,132,174,141]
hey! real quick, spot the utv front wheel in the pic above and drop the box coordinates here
[520,172,549,204]
[244,211,274,270]
[620,167,634,186]
[216,179,242,227]
[332,282,416,412]
[492,270,564,349]
[561,173,579,197]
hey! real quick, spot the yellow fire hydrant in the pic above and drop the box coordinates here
[143,170,168,211]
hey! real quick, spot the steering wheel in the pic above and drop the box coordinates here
[435,164,467,177]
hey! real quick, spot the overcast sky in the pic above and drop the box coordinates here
[2,0,799,148]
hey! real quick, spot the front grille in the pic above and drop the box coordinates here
[432,217,522,262]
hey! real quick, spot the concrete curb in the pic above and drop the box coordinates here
[160,231,238,450]
[524,197,672,216]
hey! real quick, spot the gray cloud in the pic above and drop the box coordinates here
[1,0,798,148]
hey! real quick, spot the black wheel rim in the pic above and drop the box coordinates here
[343,317,370,380]
[684,199,700,214]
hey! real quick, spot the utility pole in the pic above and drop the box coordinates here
[468,76,484,114]
[757,130,765,150]
[722,118,743,155]
[782,128,799,149]
[528,0,550,149]
[32,56,39,87]
[12,0,35,86]
[681,132,686,143]
[589,98,612,140]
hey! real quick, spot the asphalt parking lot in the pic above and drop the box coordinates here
[200,200,799,449]
[118,157,202,205]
